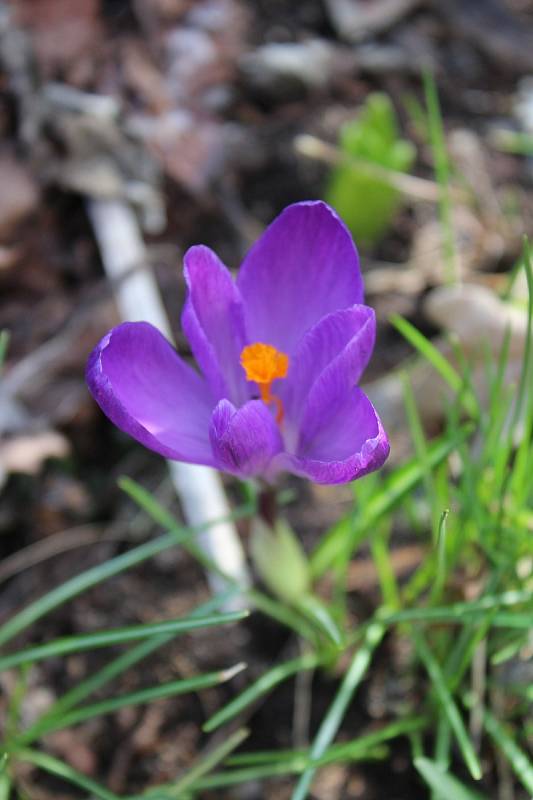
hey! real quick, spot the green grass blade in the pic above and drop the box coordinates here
[482,707,533,795]
[0,611,248,672]
[491,634,529,666]
[422,70,457,283]
[291,622,385,800]
[413,630,482,780]
[15,665,246,742]
[228,716,426,768]
[4,667,29,742]
[296,595,343,647]
[247,590,318,643]
[430,510,449,604]
[401,372,436,506]
[0,754,10,800]
[16,749,122,800]
[391,611,533,629]
[204,652,319,733]
[136,718,425,796]
[178,741,387,792]
[161,728,250,797]
[120,477,317,642]
[391,315,478,419]
[227,750,305,767]
[415,757,487,800]
[21,592,235,743]
[119,476,183,529]
[311,425,473,576]
[13,599,241,747]
[0,474,254,651]
[507,240,533,502]
[443,616,497,695]
[370,523,400,609]
[434,716,452,776]
[119,475,255,530]
[0,331,9,370]
[0,774,10,800]
[182,761,306,791]
[380,589,532,626]
[0,530,187,649]
[509,239,533,432]
[491,240,533,504]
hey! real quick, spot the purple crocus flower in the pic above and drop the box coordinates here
[87,201,389,484]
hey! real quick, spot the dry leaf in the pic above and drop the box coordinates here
[0,430,70,475]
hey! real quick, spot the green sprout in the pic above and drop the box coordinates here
[327,93,415,246]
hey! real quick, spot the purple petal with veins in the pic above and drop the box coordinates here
[87,202,389,484]
[238,201,363,355]
[210,399,283,478]
[86,322,215,465]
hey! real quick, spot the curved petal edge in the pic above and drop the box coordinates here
[237,201,364,355]
[182,245,249,406]
[277,388,389,485]
[281,304,376,433]
[210,399,283,479]
[87,321,216,465]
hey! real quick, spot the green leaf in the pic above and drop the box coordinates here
[227,716,426,768]
[250,519,310,604]
[0,774,10,800]
[152,728,250,798]
[391,315,478,419]
[370,523,400,609]
[20,592,235,744]
[15,665,246,741]
[0,331,9,371]
[119,475,255,528]
[483,707,533,795]
[326,93,415,246]
[120,477,317,643]
[0,754,10,800]
[290,622,385,800]
[295,595,344,647]
[153,717,423,794]
[311,425,473,577]
[0,611,248,672]
[0,472,254,651]
[15,749,122,800]
[415,757,488,800]
[0,530,189,649]
[381,607,533,629]
[177,760,306,791]
[491,129,533,156]
[413,630,482,781]
[204,652,319,733]
[422,70,458,283]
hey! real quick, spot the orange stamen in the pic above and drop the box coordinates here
[240,342,289,424]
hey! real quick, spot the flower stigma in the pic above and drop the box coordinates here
[240,342,289,423]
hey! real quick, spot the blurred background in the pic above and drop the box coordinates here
[1,1,533,798]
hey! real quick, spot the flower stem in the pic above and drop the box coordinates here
[258,485,278,529]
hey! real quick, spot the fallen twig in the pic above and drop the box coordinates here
[294,134,469,204]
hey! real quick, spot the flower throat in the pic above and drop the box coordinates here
[240,343,289,423]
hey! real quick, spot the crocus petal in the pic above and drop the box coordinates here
[210,399,283,478]
[280,305,376,437]
[278,388,389,484]
[182,245,249,405]
[237,201,363,355]
[87,322,215,464]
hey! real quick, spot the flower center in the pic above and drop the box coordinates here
[240,342,289,423]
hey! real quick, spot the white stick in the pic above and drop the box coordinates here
[87,198,251,601]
